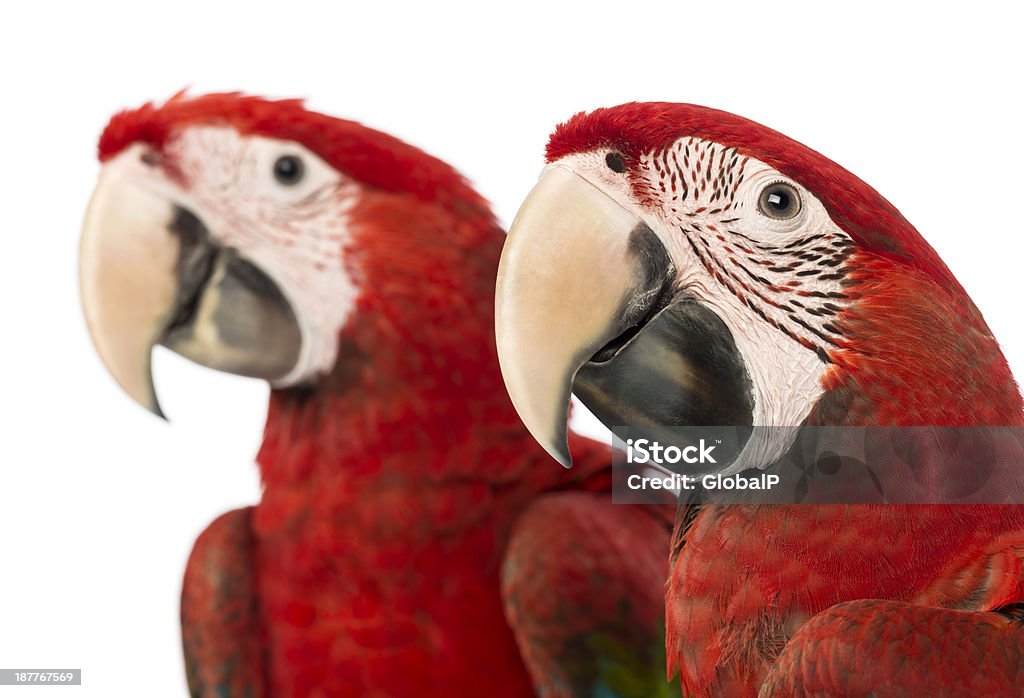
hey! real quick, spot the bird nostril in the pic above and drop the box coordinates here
[605,151,627,173]
[140,150,161,167]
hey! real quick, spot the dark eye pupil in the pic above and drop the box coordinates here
[273,155,304,185]
[759,183,801,219]
[605,152,626,173]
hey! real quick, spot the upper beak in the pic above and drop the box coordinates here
[495,166,675,465]
[80,148,302,416]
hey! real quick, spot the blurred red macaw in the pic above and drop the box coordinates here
[79,93,677,698]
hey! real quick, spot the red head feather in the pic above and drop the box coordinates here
[99,92,493,225]
[546,102,964,297]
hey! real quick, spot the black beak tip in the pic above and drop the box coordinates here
[552,441,573,469]
[149,398,167,421]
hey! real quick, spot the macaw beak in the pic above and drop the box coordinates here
[496,166,755,467]
[79,147,302,416]
[495,166,677,466]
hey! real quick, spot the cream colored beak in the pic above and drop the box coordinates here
[495,167,675,466]
[79,159,181,416]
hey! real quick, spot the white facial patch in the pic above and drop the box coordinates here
[163,127,360,386]
[561,140,855,469]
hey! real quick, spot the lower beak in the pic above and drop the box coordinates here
[80,153,302,416]
[495,167,675,465]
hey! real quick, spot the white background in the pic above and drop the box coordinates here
[1,1,1022,695]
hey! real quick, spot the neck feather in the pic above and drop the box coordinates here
[815,253,1024,427]
[256,191,532,488]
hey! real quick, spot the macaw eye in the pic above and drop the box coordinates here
[605,151,627,173]
[273,155,305,186]
[139,149,160,167]
[758,182,801,220]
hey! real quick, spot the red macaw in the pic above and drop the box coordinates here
[79,93,677,698]
[494,102,1024,696]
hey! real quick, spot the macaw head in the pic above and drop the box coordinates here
[81,93,499,416]
[495,102,1022,466]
